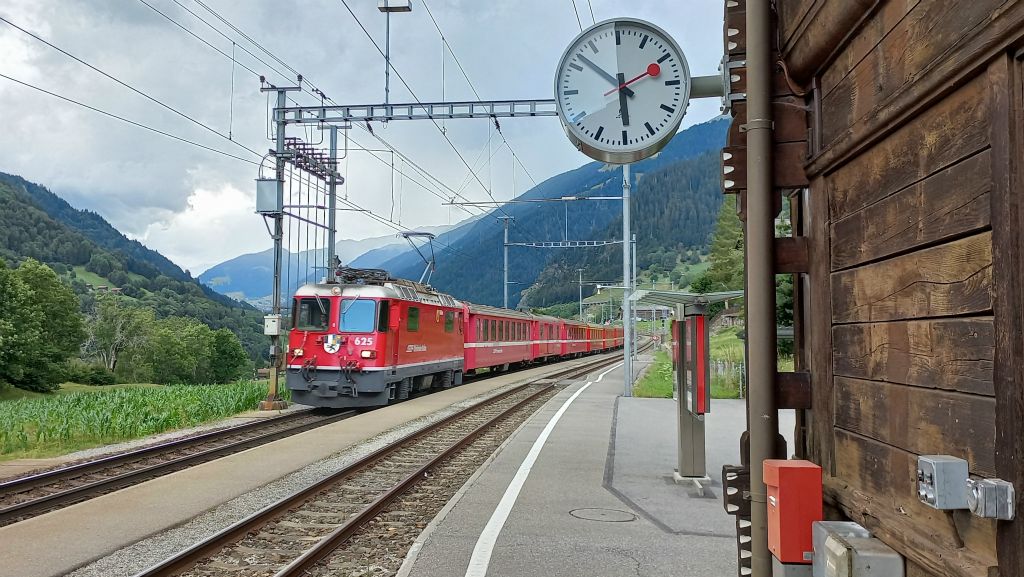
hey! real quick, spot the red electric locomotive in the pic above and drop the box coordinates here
[286,275,465,408]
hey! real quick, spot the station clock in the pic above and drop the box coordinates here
[554,18,691,164]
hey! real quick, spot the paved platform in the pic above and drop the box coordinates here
[402,362,794,577]
[0,358,607,577]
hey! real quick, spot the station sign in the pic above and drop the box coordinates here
[676,313,710,415]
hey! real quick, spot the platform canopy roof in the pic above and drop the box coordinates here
[628,289,744,309]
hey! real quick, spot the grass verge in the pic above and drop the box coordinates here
[633,350,673,398]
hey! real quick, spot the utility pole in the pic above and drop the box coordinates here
[499,216,514,309]
[622,164,633,397]
[578,268,584,319]
[632,233,637,362]
[327,125,339,268]
[259,85,299,411]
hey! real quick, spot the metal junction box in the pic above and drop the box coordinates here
[820,535,904,577]
[256,178,282,214]
[263,314,282,337]
[917,455,969,510]
[764,459,823,564]
[812,522,871,577]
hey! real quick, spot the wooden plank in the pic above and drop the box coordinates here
[774,236,808,274]
[828,431,998,577]
[832,318,994,397]
[781,0,877,84]
[805,1,1024,179]
[987,53,1024,577]
[834,376,997,476]
[906,561,940,577]
[777,0,821,56]
[820,0,1001,146]
[831,232,993,324]
[726,99,809,147]
[827,74,990,222]
[775,371,811,409]
[806,176,834,474]
[820,0,923,98]
[831,149,992,271]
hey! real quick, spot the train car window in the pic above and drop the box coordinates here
[444,311,455,333]
[490,320,496,341]
[295,298,331,331]
[340,299,376,333]
[407,306,420,332]
[498,321,504,341]
[377,300,390,332]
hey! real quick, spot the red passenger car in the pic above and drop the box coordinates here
[464,304,533,373]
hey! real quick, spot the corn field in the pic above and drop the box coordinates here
[0,381,280,456]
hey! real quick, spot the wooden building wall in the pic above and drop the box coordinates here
[771,1,1024,575]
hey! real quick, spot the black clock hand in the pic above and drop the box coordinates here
[577,54,635,98]
[617,72,630,126]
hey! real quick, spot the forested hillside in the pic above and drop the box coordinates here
[0,175,267,366]
[522,149,723,306]
[382,117,729,307]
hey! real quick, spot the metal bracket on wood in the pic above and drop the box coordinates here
[739,118,774,132]
[723,464,752,577]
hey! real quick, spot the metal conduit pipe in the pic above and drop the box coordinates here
[745,1,780,576]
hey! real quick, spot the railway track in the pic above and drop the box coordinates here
[0,409,355,527]
[134,352,626,577]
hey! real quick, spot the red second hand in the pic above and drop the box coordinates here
[605,63,661,96]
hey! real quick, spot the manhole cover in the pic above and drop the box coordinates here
[569,508,637,522]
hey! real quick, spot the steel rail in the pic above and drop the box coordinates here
[273,384,554,577]
[0,410,354,525]
[135,351,629,577]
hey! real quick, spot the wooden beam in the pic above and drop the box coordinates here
[780,0,875,84]
[805,1,1024,178]
[987,53,1024,577]
[775,371,811,409]
[774,237,808,274]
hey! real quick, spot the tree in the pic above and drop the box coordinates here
[83,295,154,372]
[145,317,214,384]
[0,260,85,391]
[0,261,45,391]
[209,328,250,383]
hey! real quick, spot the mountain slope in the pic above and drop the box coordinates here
[0,175,268,360]
[382,117,729,307]
[198,217,481,303]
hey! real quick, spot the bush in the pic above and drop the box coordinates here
[63,361,117,386]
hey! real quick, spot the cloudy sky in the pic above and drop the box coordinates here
[0,0,724,274]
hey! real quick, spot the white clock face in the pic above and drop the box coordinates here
[554,18,690,164]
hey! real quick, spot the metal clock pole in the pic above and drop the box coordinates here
[622,162,633,397]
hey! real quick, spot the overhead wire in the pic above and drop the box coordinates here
[136,0,486,219]
[0,14,263,160]
[0,72,260,165]
[139,0,504,276]
[419,0,541,189]
[569,0,583,32]
[335,0,513,218]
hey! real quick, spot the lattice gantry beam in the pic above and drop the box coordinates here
[506,240,624,248]
[279,99,558,125]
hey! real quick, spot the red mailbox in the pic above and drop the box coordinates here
[764,459,823,564]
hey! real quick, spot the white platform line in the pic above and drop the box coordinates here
[463,362,623,577]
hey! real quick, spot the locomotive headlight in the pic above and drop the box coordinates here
[293,348,304,357]
[360,350,377,359]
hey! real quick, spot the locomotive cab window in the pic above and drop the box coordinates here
[407,307,420,332]
[294,297,331,331]
[339,299,376,333]
[377,300,390,332]
[444,311,455,333]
